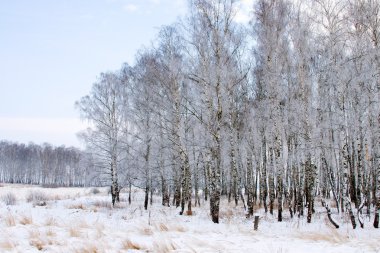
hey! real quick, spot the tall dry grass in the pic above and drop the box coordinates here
[4,213,16,227]
[294,229,349,244]
[0,239,16,251]
[19,214,33,225]
[67,203,87,210]
[26,190,50,203]
[29,229,45,251]
[72,244,101,253]
[69,227,82,238]
[1,192,17,205]
[152,237,178,253]
[122,239,142,250]
[45,217,59,227]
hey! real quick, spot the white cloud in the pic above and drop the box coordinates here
[123,3,139,12]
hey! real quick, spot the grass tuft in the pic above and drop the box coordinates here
[1,192,17,205]
[45,217,59,226]
[27,190,49,203]
[93,200,112,209]
[122,239,141,250]
[0,239,16,250]
[153,238,177,253]
[73,244,100,253]
[30,239,44,251]
[67,203,86,210]
[19,214,33,225]
[69,227,82,237]
[46,229,56,237]
[5,213,16,227]
[158,223,168,231]
[140,227,154,235]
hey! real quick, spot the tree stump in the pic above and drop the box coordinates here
[254,215,259,231]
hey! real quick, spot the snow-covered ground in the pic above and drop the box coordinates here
[0,184,379,253]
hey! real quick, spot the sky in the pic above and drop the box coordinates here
[0,0,252,148]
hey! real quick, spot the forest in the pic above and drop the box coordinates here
[0,141,96,187]
[1,0,380,228]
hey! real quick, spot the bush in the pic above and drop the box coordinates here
[26,191,49,203]
[90,188,100,195]
[1,193,17,205]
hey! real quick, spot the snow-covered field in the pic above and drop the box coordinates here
[0,184,379,253]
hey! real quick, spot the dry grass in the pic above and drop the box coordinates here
[0,239,16,250]
[93,200,112,209]
[122,239,142,250]
[92,199,126,209]
[69,227,82,237]
[29,228,41,239]
[173,224,187,232]
[5,213,16,226]
[153,238,177,253]
[73,244,101,253]
[329,201,338,208]
[27,190,49,203]
[139,226,154,235]
[45,217,59,226]
[19,214,33,225]
[46,229,56,237]
[29,229,45,251]
[220,209,234,220]
[29,228,61,249]
[77,220,90,229]
[157,222,169,231]
[30,239,44,251]
[1,192,17,205]
[67,203,87,210]
[294,230,349,244]
[53,195,63,201]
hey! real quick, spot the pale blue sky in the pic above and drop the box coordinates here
[0,0,252,148]
[0,0,187,147]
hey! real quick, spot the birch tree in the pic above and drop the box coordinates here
[76,72,129,206]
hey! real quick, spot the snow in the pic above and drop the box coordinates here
[0,184,379,253]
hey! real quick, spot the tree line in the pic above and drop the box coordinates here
[0,141,97,187]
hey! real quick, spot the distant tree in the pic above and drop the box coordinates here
[76,72,129,206]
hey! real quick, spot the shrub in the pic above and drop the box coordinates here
[90,188,100,195]
[26,191,49,203]
[1,193,17,205]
